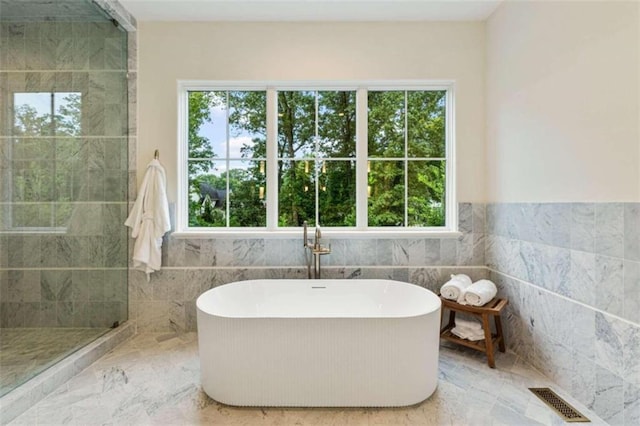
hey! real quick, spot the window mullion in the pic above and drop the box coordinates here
[315,91,320,226]
[356,88,368,230]
[225,91,230,227]
[266,88,278,230]
[404,91,409,227]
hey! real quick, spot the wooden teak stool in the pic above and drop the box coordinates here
[439,296,508,368]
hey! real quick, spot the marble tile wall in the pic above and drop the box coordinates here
[486,202,640,425]
[128,202,487,333]
[0,19,132,328]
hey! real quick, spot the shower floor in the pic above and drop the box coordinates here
[0,327,109,397]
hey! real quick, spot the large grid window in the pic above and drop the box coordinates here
[178,82,455,233]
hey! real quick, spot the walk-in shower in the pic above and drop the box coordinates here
[0,0,130,398]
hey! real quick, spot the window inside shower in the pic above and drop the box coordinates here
[8,91,81,230]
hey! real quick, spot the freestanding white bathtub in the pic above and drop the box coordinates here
[196,279,441,407]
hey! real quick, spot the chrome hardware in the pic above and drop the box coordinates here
[303,221,331,279]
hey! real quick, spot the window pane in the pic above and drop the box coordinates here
[188,91,222,160]
[13,92,53,136]
[318,160,356,226]
[407,91,446,158]
[188,160,227,227]
[368,91,405,158]
[277,91,315,159]
[13,92,81,137]
[54,92,81,137]
[228,91,267,160]
[368,160,405,226]
[408,160,445,227]
[278,159,315,227]
[228,160,266,227]
[318,91,356,157]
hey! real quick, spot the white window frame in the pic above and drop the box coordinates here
[176,80,457,238]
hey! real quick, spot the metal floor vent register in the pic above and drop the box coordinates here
[529,388,590,422]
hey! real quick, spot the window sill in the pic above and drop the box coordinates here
[170,229,462,240]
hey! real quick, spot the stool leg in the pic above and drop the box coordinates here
[482,313,495,368]
[495,315,506,352]
[448,310,456,330]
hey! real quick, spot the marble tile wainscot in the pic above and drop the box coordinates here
[486,202,640,425]
[127,202,487,333]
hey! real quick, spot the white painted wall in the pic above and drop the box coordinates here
[137,22,486,202]
[486,0,640,202]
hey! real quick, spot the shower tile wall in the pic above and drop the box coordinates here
[128,202,487,332]
[0,20,130,328]
[486,202,640,425]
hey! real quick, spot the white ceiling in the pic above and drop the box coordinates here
[118,0,503,22]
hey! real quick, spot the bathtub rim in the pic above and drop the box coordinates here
[196,278,442,320]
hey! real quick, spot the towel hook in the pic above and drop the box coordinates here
[154,149,159,160]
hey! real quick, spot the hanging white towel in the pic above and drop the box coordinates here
[124,159,171,281]
[461,279,498,306]
[440,274,472,303]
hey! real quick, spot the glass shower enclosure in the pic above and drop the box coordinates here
[0,0,129,397]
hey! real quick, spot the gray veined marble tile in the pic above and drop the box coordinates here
[456,233,474,266]
[458,202,472,233]
[408,267,442,293]
[163,237,184,267]
[571,351,596,409]
[592,364,624,424]
[88,36,105,70]
[40,270,72,302]
[183,239,202,267]
[152,269,185,302]
[486,202,498,235]
[392,239,425,266]
[623,324,640,388]
[569,250,596,306]
[376,238,393,265]
[529,203,571,248]
[343,239,377,266]
[594,255,624,317]
[55,37,74,70]
[624,203,640,261]
[232,239,265,266]
[570,303,596,361]
[624,381,640,425]
[440,238,457,266]
[594,312,625,377]
[571,203,596,253]
[424,238,441,265]
[595,203,624,259]
[472,202,485,234]
[623,260,640,324]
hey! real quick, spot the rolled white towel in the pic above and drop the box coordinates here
[462,279,498,306]
[440,274,472,302]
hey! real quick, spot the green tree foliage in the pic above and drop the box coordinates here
[187,91,216,172]
[11,92,81,227]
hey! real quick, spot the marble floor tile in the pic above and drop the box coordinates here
[0,327,109,397]
[9,335,607,425]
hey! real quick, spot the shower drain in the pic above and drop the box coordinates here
[529,388,590,422]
